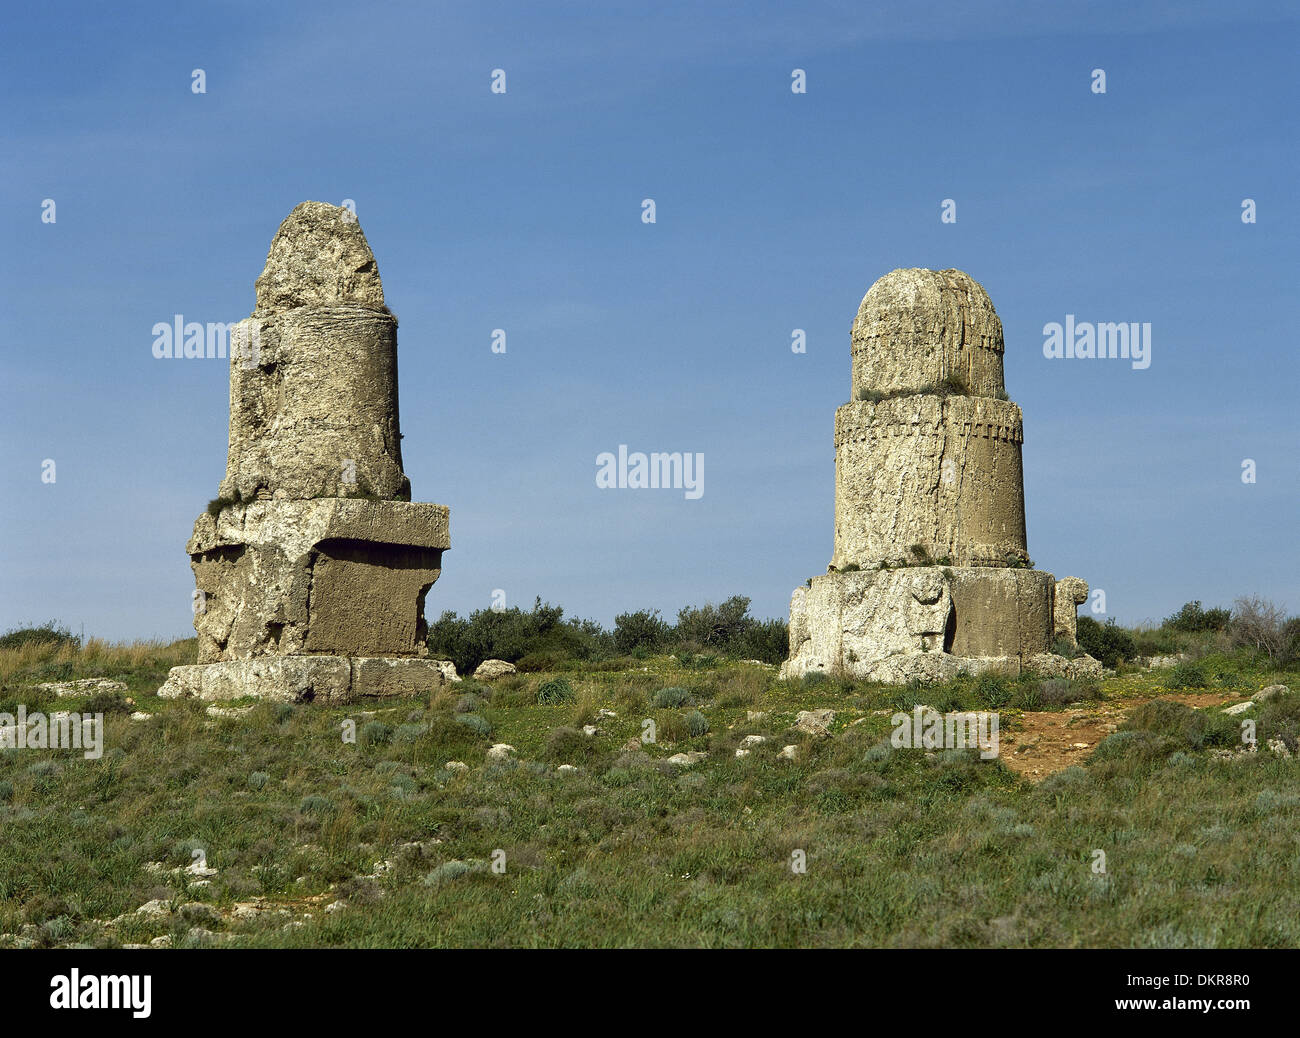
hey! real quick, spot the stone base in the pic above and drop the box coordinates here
[780,565,1092,683]
[188,497,450,663]
[158,656,459,703]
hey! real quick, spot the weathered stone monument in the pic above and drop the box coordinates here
[160,202,455,702]
[781,269,1100,682]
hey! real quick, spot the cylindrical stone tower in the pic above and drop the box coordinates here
[832,268,1030,570]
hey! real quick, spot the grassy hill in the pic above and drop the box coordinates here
[0,629,1297,948]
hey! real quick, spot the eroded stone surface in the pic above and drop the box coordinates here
[850,268,1005,401]
[1052,577,1089,647]
[158,656,454,703]
[189,499,448,662]
[168,202,451,700]
[783,269,1090,682]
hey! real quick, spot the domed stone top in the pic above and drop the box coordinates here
[850,268,1005,400]
[253,201,387,315]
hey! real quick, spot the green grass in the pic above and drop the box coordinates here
[1,638,1298,948]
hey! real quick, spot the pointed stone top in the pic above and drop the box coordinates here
[253,201,386,314]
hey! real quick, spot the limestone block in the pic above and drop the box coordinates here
[781,569,952,678]
[781,567,1055,681]
[1024,653,1103,680]
[158,657,352,703]
[473,659,518,680]
[1052,577,1089,646]
[188,499,449,662]
[832,395,1028,569]
[946,568,1054,659]
[253,201,386,314]
[352,657,455,697]
[222,307,407,502]
[851,269,1005,400]
[158,655,454,703]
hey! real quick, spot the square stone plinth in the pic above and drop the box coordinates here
[186,498,449,663]
[780,566,1062,682]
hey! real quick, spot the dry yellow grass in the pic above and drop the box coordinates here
[0,637,194,682]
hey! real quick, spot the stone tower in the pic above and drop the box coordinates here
[781,268,1098,683]
[160,202,456,702]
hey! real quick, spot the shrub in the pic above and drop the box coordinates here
[207,495,236,517]
[651,686,695,709]
[1229,595,1291,662]
[427,597,613,676]
[1165,600,1231,633]
[545,725,600,765]
[455,713,493,737]
[1038,678,1099,706]
[613,609,671,655]
[1257,692,1300,754]
[394,723,428,744]
[1123,699,1237,750]
[359,721,393,746]
[0,622,80,651]
[685,710,710,737]
[675,595,756,652]
[515,650,565,673]
[1076,616,1136,668]
[247,771,269,790]
[734,617,789,665]
[974,673,1011,710]
[299,795,334,814]
[536,678,575,705]
[81,692,130,714]
[454,693,483,713]
[1167,660,1208,689]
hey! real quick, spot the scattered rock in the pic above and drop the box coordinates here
[747,711,768,721]
[135,900,173,919]
[444,760,468,773]
[35,678,127,697]
[556,764,579,774]
[779,744,798,760]
[795,709,835,737]
[487,743,515,762]
[597,708,618,719]
[149,935,172,948]
[666,751,707,767]
[740,735,766,748]
[205,705,254,719]
[1223,701,1255,716]
[1258,684,1289,702]
[473,659,517,681]
[129,711,152,721]
[582,725,599,737]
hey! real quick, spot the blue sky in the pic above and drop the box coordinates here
[2,0,1296,642]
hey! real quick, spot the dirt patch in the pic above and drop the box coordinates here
[1003,691,1241,780]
